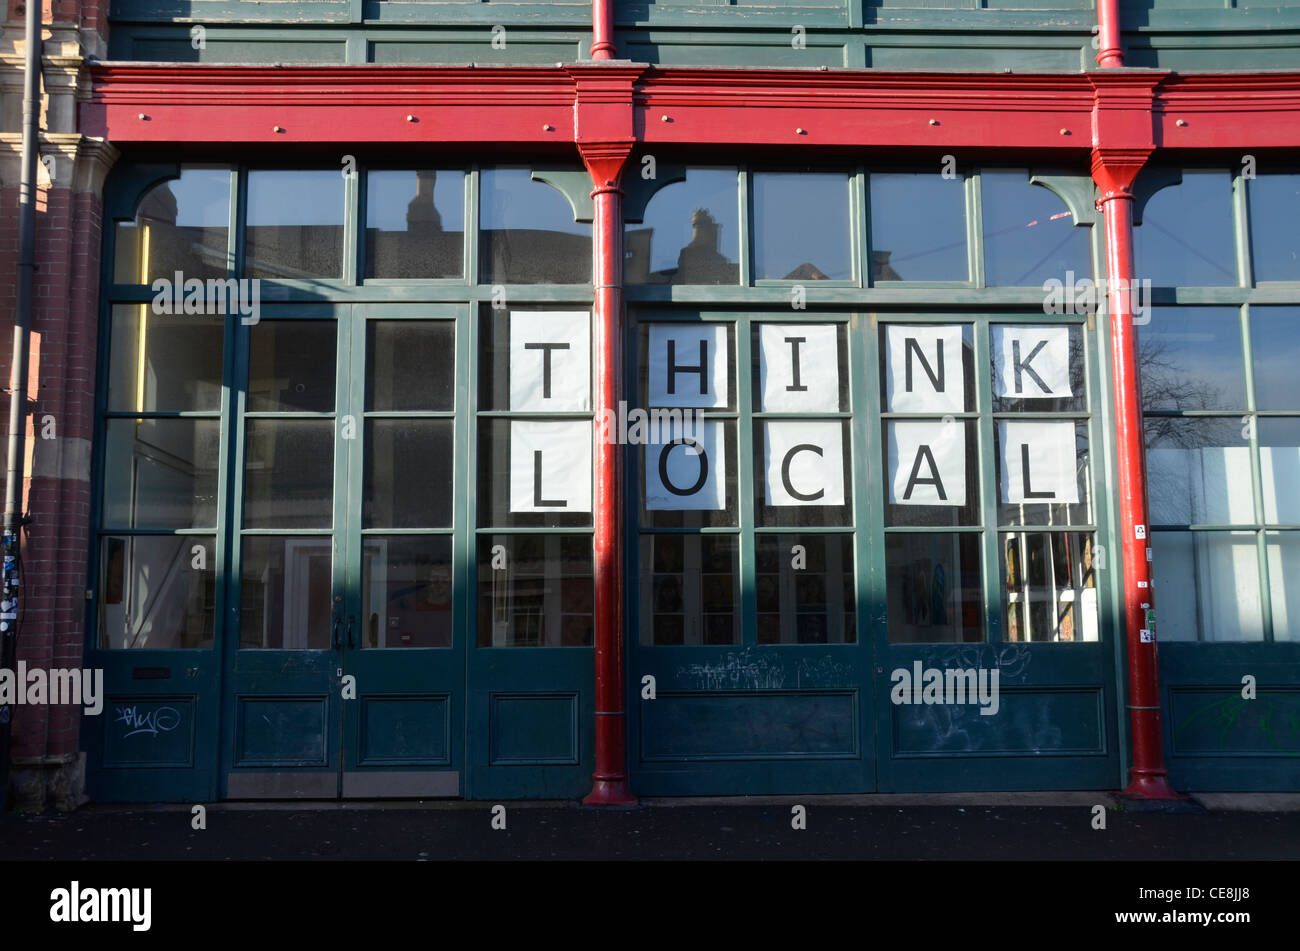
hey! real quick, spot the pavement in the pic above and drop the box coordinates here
[3,792,1299,860]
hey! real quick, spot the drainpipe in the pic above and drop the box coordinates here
[1095,0,1124,68]
[591,0,615,61]
[1,0,42,811]
[1093,147,1181,799]
[582,145,636,806]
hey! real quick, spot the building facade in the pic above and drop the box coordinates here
[1,0,1298,809]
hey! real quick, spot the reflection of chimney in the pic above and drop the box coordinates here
[676,208,732,283]
[406,170,442,235]
[872,250,903,281]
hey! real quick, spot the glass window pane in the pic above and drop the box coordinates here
[364,419,453,528]
[98,535,216,649]
[981,170,1091,287]
[885,532,983,643]
[1151,531,1263,641]
[102,419,220,529]
[365,169,465,279]
[1266,531,1300,641]
[990,324,1086,413]
[756,420,851,527]
[479,168,592,284]
[477,534,593,646]
[107,304,224,412]
[1135,170,1236,287]
[114,166,230,284]
[247,320,337,413]
[628,168,738,285]
[753,172,851,281]
[754,534,855,644]
[245,170,344,280]
[360,535,453,648]
[476,419,593,529]
[884,420,980,527]
[240,535,333,649]
[243,419,334,529]
[1137,307,1246,411]
[1146,417,1253,525]
[870,172,967,282]
[1000,531,1099,643]
[1249,306,1300,411]
[1247,173,1300,282]
[995,421,1092,527]
[1260,418,1300,525]
[366,321,455,411]
[638,534,739,646]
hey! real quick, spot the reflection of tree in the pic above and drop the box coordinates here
[1137,333,1232,447]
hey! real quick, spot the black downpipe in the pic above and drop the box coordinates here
[0,0,42,811]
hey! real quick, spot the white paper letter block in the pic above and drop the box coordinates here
[764,421,845,506]
[759,324,839,412]
[510,419,592,512]
[510,311,590,411]
[648,324,728,408]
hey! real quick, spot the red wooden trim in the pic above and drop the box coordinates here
[84,64,1300,151]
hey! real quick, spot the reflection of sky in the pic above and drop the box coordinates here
[366,170,465,232]
[1248,174,1300,282]
[480,168,589,236]
[1250,307,1300,410]
[1135,170,1236,287]
[1138,307,1246,410]
[754,172,851,280]
[247,170,344,227]
[160,166,230,228]
[641,168,738,274]
[870,172,966,281]
[981,170,1090,286]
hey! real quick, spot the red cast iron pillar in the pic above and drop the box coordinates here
[1095,0,1124,68]
[591,0,616,60]
[1093,146,1182,800]
[573,67,641,806]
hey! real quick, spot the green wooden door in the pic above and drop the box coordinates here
[221,303,468,798]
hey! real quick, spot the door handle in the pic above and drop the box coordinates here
[346,615,356,649]
[331,614,342,650]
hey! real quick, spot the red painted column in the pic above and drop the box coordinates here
[590,0,616,60]
[1093,150,1181,800]
[580,143,636,806]
[1095,0,1124,68]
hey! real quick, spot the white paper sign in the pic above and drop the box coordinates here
[509,420,592,512]
[764,421,845,507]
[759,324,839,413]
[648,323,728,408]
[885,325,965,413]
[510,311,590,411]
[992,325,1072,399]
[999,419,1079,503]
[646,419,725,510]
[888,420,966,506]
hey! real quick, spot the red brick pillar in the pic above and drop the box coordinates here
[1,0,114,811]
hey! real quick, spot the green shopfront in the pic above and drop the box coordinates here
[84,155,1300,801]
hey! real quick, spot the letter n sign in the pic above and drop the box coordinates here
[885,325,964,413]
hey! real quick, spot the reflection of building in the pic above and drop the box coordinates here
[3,0,1300,810]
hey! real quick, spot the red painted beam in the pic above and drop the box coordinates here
[83,65,1300,152]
